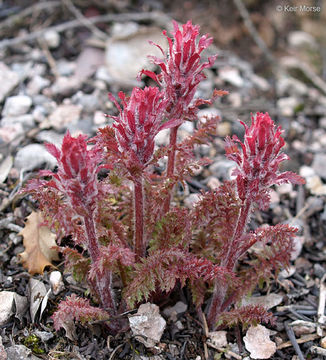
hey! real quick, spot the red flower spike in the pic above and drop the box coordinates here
[225,112,305,209]
[139,20,217,122]
[108,87,169,167]
[43,132,105,216]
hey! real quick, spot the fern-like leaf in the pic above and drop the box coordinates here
[192,180,241,261]
[89,244,135,280]
[216,304,275,329]
[125,248,236,307]
[52,294,109,339]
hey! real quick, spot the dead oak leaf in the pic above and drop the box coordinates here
[19,211,59,275]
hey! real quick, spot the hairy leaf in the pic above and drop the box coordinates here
[125,248,235,307]
[192,181,241,261]
[216,305,275,329]
[52,294,108,340]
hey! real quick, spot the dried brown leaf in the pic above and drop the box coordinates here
[19,211,59,275]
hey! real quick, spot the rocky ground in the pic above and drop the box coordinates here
[1,0,326,359]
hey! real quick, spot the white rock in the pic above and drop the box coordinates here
[277,183,293,195]
[306,175,326,195]
[179,121,194,134]
[299,165,315,179]
[129,303,166,348]
[111,22,139,39]
[163,301,187,320]
[291,236,305,261]
[219,67,244,87]
[94,111,106,125]
[197,108,221,123]
[184,193,202,209]
[290,320,316,336]
[277,77,307,97]
[155,128,169,146]
[207,176,221,190]
[27,75,50,95]
[278,266,296,279]
[312,153,326,179]
[0,292,15,325]
[2,95,32,117]
[277,97,300,117]
[0,62,19,102]
[95,66,113,84]
[1,115,34,129]
[33,330,54,342]
[6,344,42,360]
[0,124,24,143]
[228,92,242,108]
[251,74,270,91]
[269,189,280,205]
[105,26,166,82]
[43,30,60,48]
[288,31,317,49]
[36,130,64,147]
[56,60,76,76]
[48,76,80,96]
[0,291,28,325]
[49,271,65,295]
[0,156,13,184]
[242,293,283,310]
[14,144,56,171]
[243,325,276,359]
[208,331,228,348]
[48,103,82,130]
[209,159,236,180]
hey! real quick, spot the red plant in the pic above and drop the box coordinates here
[139,20,224,213]
[206,113,305,329]
[23,22,305,338]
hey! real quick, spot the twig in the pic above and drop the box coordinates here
[0,1,61,30]
[197,308,209,360]
[206,342,242,360]
[108,343,125,360]
[37,38,59,78]
[284,321,305,360]
[62,0,107,40]
[0,11,171,50]
[277,334,319,350]
[317,273,326,336]
[232,0,276,64]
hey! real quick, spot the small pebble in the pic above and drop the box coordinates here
[314,263,325,279]
[43,30,60,48]
[0,62,19,102]
[2,95,32,117]
[14,144,56,171]
[49,271,65,295]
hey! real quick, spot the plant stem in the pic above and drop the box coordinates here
[133,176,145,260]
[84,215,117,314]
[163,125,179,214]
[224,200,252,270]
[206,199,252,329]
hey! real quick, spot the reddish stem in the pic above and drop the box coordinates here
[84,215,117,314]
[224,200,252,270]
[133,176,145,260]
[163,125,179,214]
[206,199,252,329]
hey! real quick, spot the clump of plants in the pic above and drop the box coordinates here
[24,20,304,335]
